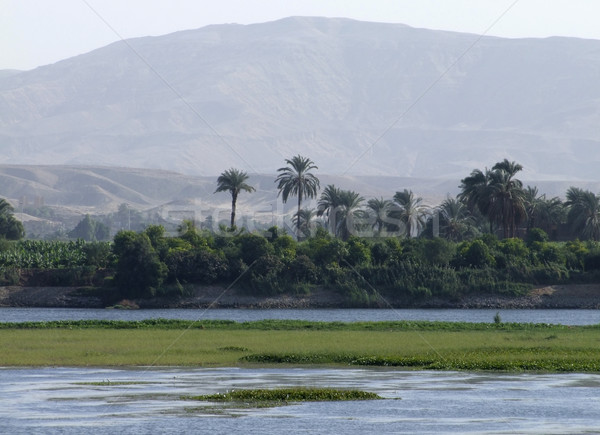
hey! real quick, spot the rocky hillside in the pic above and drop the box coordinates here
[1,17,600,180]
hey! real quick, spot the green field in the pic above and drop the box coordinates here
[1,320,599,371]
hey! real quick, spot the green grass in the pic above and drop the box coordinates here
[1,320,599,371]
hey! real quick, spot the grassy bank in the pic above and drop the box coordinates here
[1,320,599,371]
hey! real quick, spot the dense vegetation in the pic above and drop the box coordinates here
[3,223,600,305]
[2,157,600,305]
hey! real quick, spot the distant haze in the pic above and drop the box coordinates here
[1,17,600,181]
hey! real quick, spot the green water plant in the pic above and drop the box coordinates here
[494,312,502,324]
[185,387,382,404]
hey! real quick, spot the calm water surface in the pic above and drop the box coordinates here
[1,367,599,434]
[1,307,599,324]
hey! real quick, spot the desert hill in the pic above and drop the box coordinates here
[1,17,600,181]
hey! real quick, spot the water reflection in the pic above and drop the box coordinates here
[1,367,599,434]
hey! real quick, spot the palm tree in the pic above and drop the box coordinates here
[493,158,523,178]
[275,155,320,237]
[524,186,565,236]
[317,184,342,234]
[487,161,526,238]
[565,187,600,240]
[335,189,365,240]
[392,189,429,238]
[366,197,392,236]
[317,186,364,239]
[523,186,541,232]
[535,196,565,236]
[293,208,318,239]
[458,168,493,233]
[437,196,476,241]
[214,168,255,229]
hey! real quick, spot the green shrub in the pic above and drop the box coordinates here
[113,231,167,299]
[456,239,495,268]
[422,238,455,266]
[237,234,274,265]
[370,242,390,266]
[410,286,432,299]
[243,254,285,295]
[271,235,296,261]
[315,238,348,265]
[526,228,549,245]
[285,255,319,283]
[494,312,502,324]
[165,248,228,284]
[345,236,371,266]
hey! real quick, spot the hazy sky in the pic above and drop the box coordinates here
[2,0,599,70]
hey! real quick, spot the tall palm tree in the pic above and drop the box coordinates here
[523,186,541,232]
[317,184,342,234]
[366,197,392,236]
[458,168,493,233]
[335,189,365,240]
[392,189,429,238]
[275,155,320,237]
[214,168,255,229]
[317,186,364,239]
[565,187,600,240]
[487,161,526,238]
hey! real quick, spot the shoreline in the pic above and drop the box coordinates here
[1,284,600,309]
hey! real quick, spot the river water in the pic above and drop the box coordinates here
[1,367,599,434]
[1,307,599,324]
[2,309,599,433]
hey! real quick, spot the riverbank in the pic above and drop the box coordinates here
[1,284,599,309]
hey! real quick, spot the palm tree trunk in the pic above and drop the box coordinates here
[297,191,302,239]
[230,192,238,229]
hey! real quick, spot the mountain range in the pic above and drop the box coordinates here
[2,16,600,183]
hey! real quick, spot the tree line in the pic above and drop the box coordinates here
[216,156,600,243]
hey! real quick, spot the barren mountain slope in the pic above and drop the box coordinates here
[1,17,600,180]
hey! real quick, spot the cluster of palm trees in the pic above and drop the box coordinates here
[458,159,527,238]
[214,155,430,240]
[452,159,600,241]
[214,156,600,242]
